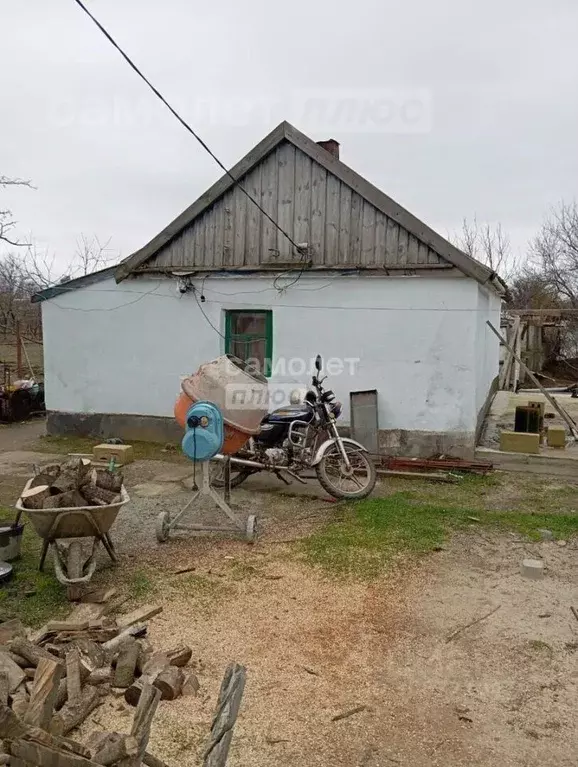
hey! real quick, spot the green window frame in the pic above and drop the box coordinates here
[224,310,273,377]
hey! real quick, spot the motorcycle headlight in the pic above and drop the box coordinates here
[289,388,304,404]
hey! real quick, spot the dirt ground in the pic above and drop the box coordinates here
[2,421,578,766]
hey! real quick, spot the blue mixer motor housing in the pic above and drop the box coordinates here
[181,401,224,462]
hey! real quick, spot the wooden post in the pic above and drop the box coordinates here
[15,320,22,379]
[203,663,246,767]
[118,682,161,767]
[487,321,578,438]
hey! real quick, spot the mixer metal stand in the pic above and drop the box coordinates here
[155,458,257,543]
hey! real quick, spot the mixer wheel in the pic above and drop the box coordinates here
[245,514,258,543]
[156,511,171,543]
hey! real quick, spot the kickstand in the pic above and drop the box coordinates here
[274,470,291,485]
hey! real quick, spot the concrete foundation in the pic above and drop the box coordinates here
[47,411,475,458]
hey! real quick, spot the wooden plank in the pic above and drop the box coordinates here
[46,621,89,633]
[397,227,409,266]
[487,321,578,438]
[232,181,247,266]
[259,149,279,260]
[310,161,326,261]
[338,184,351,266]
[293,150,311,246]
[276,142,296,260]
[417,240,429,265]
[213,198,225,267]
[194,216,206,268]
[349,191,363,264]
[245,163,262,265]
[66,649,82,706]
[407,233,420,263]
[117,605,162,630]
[361,201,376,266]
[203,663,246,767]
[204,203,216,269]
[325,174,340,262]
[427,245,441,264]
[0,651,26,692]
[24,657,64,730]
[374,211,387,264]
[385,218,399,266]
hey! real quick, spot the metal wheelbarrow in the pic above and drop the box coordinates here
[16,478,130,599]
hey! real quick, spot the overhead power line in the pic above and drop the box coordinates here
[71,0,306,280]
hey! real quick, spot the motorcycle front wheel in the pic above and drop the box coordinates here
[315,443,377,500]
[209,460,253,489]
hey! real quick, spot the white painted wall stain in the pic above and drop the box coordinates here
[41,272,501,434]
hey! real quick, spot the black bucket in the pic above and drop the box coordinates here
[0,523,24,562]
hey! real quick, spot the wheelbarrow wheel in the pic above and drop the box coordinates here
[156,511,171,543]
[245,514,258,543]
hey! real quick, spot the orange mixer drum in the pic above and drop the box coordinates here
[175,355,268,455]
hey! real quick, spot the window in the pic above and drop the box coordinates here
[225,310,273,377]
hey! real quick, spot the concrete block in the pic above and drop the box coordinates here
[93,443,135,465]
[520,559,544,579]
[528,400,545,418]
[547,426,566,449]
[500,431,540,454]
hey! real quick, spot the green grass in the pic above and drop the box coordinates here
[170,573,231,605]
[127,569,159,602]
[301,491,578,578]
[31,435,187,464]
[0,508,69,626]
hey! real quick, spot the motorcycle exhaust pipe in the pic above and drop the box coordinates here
[212,453,267,471]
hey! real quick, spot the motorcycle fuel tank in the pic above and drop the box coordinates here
[265,405,314,423]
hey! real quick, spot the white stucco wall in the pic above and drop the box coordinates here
[41,272,500,436]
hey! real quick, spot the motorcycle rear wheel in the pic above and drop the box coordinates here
[209,460,252,489]
[316,444,376,500]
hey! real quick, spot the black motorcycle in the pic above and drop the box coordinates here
[212,355,376,500]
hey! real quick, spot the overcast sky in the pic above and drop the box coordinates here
[1,0,577,272]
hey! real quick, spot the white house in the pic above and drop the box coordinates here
[34,121,504,457]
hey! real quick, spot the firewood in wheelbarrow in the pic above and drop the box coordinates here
[95,468,123,494]
[44,490,87,509]
[30,463,61,488]
[81,484,121,507]
[20,485,51,509]
[51,458,93,494]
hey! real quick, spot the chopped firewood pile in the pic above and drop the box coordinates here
[20,458,124,510]
[0,600,246,766]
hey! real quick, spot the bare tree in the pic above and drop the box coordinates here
[453,217,519,280]
[531,200,578,306]
[0,174,33,247]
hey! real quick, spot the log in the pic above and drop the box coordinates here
[3,650,30,668]
[81,485,120,507]
[0,651,26,692]
[30,463,61,488]
[54,490,89,509]
[87,666,111,686]
[153,666,184,701]
[24,656,64,730]
[67,639,105,673]
[55,678,68,710]
[51,685,102,736]
[66,649,82,705]
[102,624,147,657]
[165,644,193,668]
[20,485,51,509]
[118,683,161,767]
[117,605,162,630]
[10,687,29,717]
[95,469,123,494]
[203,663,246,767]
[47,621,90,633]
[8,739,103,767]
[43,494,63,509]
[0,703,91,757]
[90,732,139,766]
[182,673,200,697]
[8,637,63,669]
[113,639,140,689]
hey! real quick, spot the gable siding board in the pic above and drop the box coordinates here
[143,140,448,273]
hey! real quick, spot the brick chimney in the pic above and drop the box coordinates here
[317,139,340,160]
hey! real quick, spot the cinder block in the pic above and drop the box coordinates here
[547,425,566,449]
[521,559,544,579]
[500,431,540,454]
[93,443,135,465]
